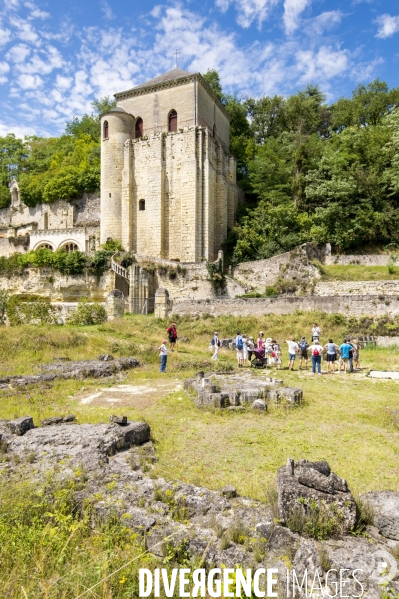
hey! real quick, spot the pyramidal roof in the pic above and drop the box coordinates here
[133,67,193,90]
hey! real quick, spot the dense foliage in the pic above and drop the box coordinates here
[203,71,399,261]
[0,97,115,208]
[0,248,113,275]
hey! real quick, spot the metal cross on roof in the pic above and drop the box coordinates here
[172,48,181,68]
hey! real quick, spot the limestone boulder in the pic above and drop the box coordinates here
[361,491,399,541]
[277,458,357,534]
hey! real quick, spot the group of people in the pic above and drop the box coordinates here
[159,321,361,375]
[229,323,361,374]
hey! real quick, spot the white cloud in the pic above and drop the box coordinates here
[0,121,37,137]
[0,26,12,46]
[9,16,40,44]
[101,1,115,20]
[375,14,399,39]
[283,0,312,34]
[295,46,349,83]
[17,73,43,88]
[6,44,31,62]
[0,62,10,75]
[215,0,279,28]
[310,10,344,35]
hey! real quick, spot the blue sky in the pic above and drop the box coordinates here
[0,0,398,138]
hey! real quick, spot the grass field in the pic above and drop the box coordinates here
[318,263,399,281]
[0,311,398,499]
[1,311,399,597]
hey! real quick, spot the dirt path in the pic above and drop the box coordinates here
[77,380,182,410]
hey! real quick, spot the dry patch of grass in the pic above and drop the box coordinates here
[318,264,399,281]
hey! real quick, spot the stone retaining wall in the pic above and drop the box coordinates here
[314,280,399,296]
[172,295,399,318]
[0,268,114,302]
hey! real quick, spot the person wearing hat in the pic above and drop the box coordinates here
[166,322,177,351]
[158,340,168,372]
[210,331,221,360]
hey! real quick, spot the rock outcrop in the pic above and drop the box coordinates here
[0,357,139,389]
[277,458,357,534]
[361,491,399,541]
[1,422,398,597]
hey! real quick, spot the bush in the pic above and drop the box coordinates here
[7,295,57,326]
[67,300,107,325]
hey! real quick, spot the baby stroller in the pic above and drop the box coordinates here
[251,347,268,368]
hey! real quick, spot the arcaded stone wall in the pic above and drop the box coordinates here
[0,269,114,301]
[172,295,399,318]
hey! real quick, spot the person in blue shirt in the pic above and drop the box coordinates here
[339,338,353,374]
[235,332,244,367]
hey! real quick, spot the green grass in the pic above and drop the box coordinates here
[318,264,399,281]
[1,311,399,595]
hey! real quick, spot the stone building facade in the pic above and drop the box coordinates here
[0,181,100,257]
[100,68,239,262]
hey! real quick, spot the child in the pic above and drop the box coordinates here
[158,340,168,372]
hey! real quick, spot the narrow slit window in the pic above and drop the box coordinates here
[104,120,109,139]
[168,110,177,132]
[135,118,143,138]
[139,199,145,211]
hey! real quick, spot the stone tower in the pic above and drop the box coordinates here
[100,68,239,262]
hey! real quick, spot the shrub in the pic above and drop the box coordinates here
[7,294,57,326]
[67,300,107,325]
[265,285,278,296]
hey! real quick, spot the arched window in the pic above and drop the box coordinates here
[168,110,177,132]
[62,243,79,252]
[135,118,143,138]
[139,199,145,211]
[103,120,109,139]
[36,243,53,251]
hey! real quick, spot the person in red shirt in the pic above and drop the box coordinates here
[166,322,177,351]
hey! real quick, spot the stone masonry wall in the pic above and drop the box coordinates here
[314,280,399,296]
[172,295,399,318]
[0,269,114,302]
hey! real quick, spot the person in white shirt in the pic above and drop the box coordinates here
[158,340,168,372]
[211,332,221,360]
[312,323,321,342]
[286,337,299,370]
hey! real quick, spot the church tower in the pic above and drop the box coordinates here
[100,68,239,262]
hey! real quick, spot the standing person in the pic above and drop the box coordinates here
[257,332,265,350]
[166,322,177,351]
[324,338,340,373]
[271,340,282,370]
[347,337,354,372]
[235,331,244,367]
[210,332,221,361]
[311,323,321,342]
[247,337,255,363]
[352,339,361,370]
[339,338,353,374]
[286,337,299,370]
[242,335,248,366]
[298,337,309,370]
[158,340,168,373]
[308,340,324,375]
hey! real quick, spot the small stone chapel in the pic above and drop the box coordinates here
[100,67,239,263]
